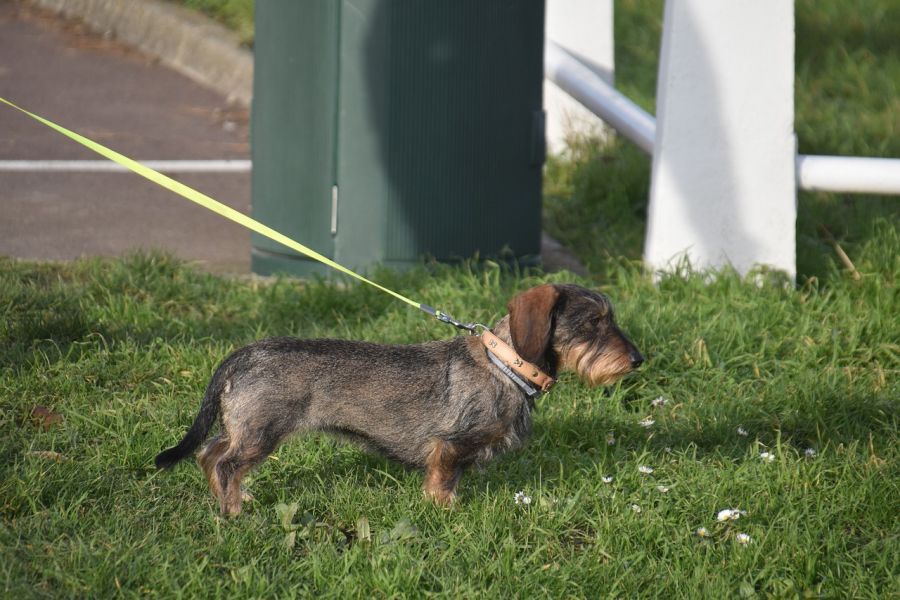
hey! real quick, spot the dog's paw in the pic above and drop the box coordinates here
[423,488,457,508]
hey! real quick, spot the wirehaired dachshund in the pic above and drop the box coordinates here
[155,284,643,515]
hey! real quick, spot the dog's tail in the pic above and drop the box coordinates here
[154,360,233,469]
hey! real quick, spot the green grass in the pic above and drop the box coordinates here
[1,238,897,597]
[2,0,897,597]
[176,0,254,46]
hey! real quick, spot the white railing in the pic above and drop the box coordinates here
[545,40,900,197]
[795,155,900,195]
[545,42,654,154]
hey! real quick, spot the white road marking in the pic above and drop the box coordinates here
[0,160,251,173]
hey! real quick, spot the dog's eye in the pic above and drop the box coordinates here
[585,314,604,332]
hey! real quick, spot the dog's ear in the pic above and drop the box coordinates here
[507,284,560,363]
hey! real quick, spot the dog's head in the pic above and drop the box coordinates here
[506,283,643,386]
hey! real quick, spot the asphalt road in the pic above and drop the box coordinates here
[0,2,587,276]
[0,2,252,273]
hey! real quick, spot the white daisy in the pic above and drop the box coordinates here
[695,527,710,538]
[651,396,669,408]
[736,426,749,437]
[514,491,532,505]
[629,503,642,513]
[760,451,775,462]
[639,416,656,428]
[638,465,654,475]
[601,475,613,484]
[717,508,746,522]
[656,485,670,493]
[804,448,817,459]
[736,532,752,545]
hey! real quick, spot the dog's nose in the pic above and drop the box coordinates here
[630,353,644,369]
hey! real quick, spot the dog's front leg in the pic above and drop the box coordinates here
[423,439,463,506]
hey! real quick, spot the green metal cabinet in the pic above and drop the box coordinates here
[251,0,545,277]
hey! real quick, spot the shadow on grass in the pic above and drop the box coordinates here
[541,388,893,459]
[197,383,895,511]
[0,253,414,370]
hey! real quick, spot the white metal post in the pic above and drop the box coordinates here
[644,0,797,278]
[543,0,614,154]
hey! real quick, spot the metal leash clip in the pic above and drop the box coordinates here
[421,305,491,335]
[434,311,480,334]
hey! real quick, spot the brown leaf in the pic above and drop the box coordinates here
[26,450,70,462]
[30,406,64,429]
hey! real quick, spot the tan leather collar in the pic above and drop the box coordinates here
[481,330,555,393]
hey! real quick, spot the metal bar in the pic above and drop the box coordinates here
[795,155,900,195]
[544,40,655,154]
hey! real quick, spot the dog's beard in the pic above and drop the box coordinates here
[563,342,634,386]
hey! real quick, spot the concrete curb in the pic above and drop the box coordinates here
[28,0,253,105]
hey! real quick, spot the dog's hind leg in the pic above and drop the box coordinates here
[213,433,283,516]
[215,456,253,516]
[423,439,463,506]
[197,435,230,508]
[213,449,257,516]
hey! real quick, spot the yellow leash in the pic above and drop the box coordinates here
[1,97,472,329]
